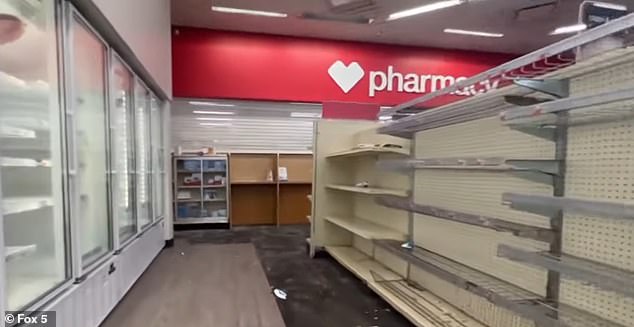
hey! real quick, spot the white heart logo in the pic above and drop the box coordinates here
[328,60,365,94]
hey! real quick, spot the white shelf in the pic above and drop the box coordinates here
[325,246,400,282]
[174,217,228,225]
[204,184,226,188]
[203,199,226,203]
[174,199,201,203]
[177,184,225,189]
[0,125,36,139]
[326,147,409,158]
[326,184,408,197]
[6,245,37,261]
[177,185,201,189]
[325,216,405,241]
[0,157,51,168]
[2,197,53,215]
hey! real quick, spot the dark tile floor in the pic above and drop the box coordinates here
[180,225,413,327]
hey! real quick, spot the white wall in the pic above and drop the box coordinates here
[91,0,173,98]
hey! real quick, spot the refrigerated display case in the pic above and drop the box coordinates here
[173,156,230,225]
[67,11,112,268]
[110,53,137,245]
[135,80,153,229]
[0,0,70,310]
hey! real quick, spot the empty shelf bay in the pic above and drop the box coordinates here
[370,271,487,327]
[326,184,408,197]
[499,245,634,298]
[376,196,555,243]
[379,43,634,138]
[379,158,559,175]
[326,246,486,327]
[501,87,634,126]
[324,216,406,241]
[374,240,623,327]
[503,193,634,220]
[2,197,53,216]
[326,147,409,158]
[6,245,37,261]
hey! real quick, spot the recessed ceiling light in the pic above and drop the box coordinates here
[195,117,234,121]
[189,101,235,107]
[550,23,587,35]
[291,112,322,118]
[193,110,235,115]
[387,0,463,21]
[290,102,321,106]
[443,28,504,38]
[211,6,288,18]
[591,2,627,11]
[200,123,232,127]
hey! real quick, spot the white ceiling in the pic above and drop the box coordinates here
[171,0,634,54]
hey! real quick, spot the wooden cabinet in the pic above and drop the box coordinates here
[229,153,313,226]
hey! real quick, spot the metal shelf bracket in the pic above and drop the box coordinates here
[509,126,557,141]
[513,79,570,99]
[377,158,559,184]
[498,245,634,299]
[376,196,555,243]
[502,193,634,220]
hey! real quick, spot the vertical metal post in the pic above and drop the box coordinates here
[0,170,6,326]
[405,136,417,280]
[199,158,204,220]
[547,110,569,308]
[225,154,231,229]
[276,153,281,228]
[163,102,174,239]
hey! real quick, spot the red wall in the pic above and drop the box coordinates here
[172,27,513,106]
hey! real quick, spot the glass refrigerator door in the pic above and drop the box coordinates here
[175,158,202,221]
[0,0,69,310]
[150,95,163,220]
[69,14,111,268]
[202,159,228,223]
[110,55,137,244]
[135,81,152,229]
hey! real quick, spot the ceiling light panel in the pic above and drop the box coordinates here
[195,117,234,121]
[591,2,627,11]
[200,123,233,127]
[444,28,504,38]
[211,6,288,18]
[192,110,235,115]
[387,0,463,21]
[550,23,587,35]
[189,101,235,107]
[291,112,322,118]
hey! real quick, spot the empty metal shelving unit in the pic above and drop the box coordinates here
[310,12,634,327]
